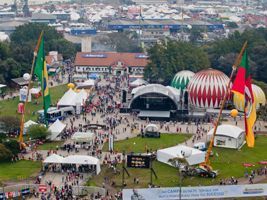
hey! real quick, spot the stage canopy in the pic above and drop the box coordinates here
[48,119,66,141]
[157,145,205,166]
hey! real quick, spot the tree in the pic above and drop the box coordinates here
[0,116,20,134]
[0,144,12,162]
[3,139,20,156]
[144,40,210,84]
[28,125,51,140]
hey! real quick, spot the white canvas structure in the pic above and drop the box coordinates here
[129,78,148,87]
[207,124,245,149]
[76,79,95,89]
[57,89,88,107]
[157,145,205,166]
[63,155,101,174]
[43,154,64,164]
[48,119,66,141]
[24,120,37,129]
[145,124,159,132]
[30,87,41,94]
[71,132,95,143]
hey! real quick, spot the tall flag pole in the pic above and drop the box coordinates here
[202,41,247,167]
[19,31,44,148]
[231,48,256,147]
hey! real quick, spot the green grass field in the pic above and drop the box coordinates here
[37,141,64,150]
[90,135,267,188]
[0,84,67,121]
[102,134,192,153]
[0,160,41,183]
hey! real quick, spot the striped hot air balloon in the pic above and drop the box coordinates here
[171,70,195,91]
[233,84,266,111]
[187,68,230,108]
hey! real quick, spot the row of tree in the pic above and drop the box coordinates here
[145,28,267,86]
[0,116,50,162]
[0,23,79,84]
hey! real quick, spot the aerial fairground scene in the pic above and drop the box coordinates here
[0,0,267,199]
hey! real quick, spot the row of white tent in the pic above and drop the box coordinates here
[43,154,101,174]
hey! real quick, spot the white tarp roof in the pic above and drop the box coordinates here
[131,85,146,95]
[30,87,41,94]
[130,78,148,87]
[77,79,95,88]
[43,154,64,164]
[24,120,37,129]
[57,89,77,106]
[71,132,95,142]
[207,124,244,139]
[145,124,159,132]
[0,84,6,89]
[48,119,66,140]
[63,155,101,174]
[57,89,88,106]
[157,145,205,166]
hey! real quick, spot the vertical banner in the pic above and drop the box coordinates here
[109,133,114,151]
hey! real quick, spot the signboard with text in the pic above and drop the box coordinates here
[127,155,150,169]
[123,184,267,200]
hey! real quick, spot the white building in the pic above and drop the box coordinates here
[207,125,245,149]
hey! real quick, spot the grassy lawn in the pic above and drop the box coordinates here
[37,141,64,150]
[0,84,67,121]
[90,135,267,188]
[0,160,41,183]
[102,134,192,153]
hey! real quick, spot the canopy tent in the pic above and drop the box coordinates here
[62,155,101,174]
[48,119,66,141]
[207,124,245,149]
[24,120,37,129]
[157,145,205,166]
[71,132,95,143]
[129,78,148,87]
[145,124,159,133]
[30,87,41,94]
[43,154,64,164]
[76,79,95,89]
[57,89,88,107]
[0,84,6,89]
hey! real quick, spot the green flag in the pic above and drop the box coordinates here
[34,34,51,118]
[34,37,44,82]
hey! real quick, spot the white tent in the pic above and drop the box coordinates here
[71,132,95,143]
[130,78,148,87]
[0,84,6,89]
[75,89,88,105]
[48,119,66,141]
[157,145,205,166]
[57,89,77,106]
[30,87,41,94]
[62,155,101,174]
[207,124,245,149]
[43,154,64,164]
[57,89,88,107]
[145,124,159,133]
[24,120,37,129]
[76,79,95,89]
